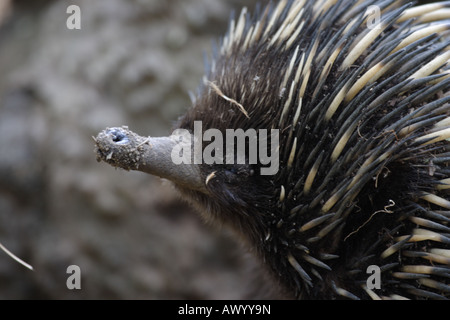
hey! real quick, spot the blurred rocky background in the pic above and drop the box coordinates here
[0,0,444,300]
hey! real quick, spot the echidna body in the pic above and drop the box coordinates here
[95,0,450,299]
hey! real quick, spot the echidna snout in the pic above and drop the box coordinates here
[95,0,450,300]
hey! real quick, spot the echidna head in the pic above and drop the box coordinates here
[96,0,450,300]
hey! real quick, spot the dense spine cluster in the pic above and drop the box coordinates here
[96,0,450,299]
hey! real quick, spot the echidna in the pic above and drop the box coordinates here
[94,0,450,300]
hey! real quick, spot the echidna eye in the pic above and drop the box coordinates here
[223,168,238,182]
[223,165,256,183]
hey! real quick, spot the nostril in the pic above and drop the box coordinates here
[112,131,125,142]
[108,128,129,145]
